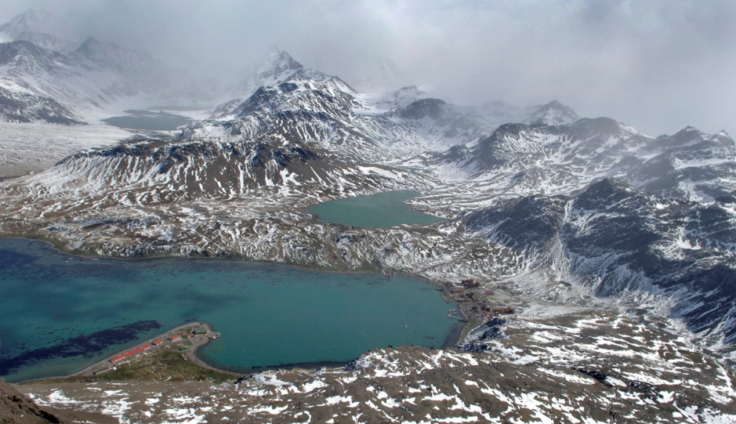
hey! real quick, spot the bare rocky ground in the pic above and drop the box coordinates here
[15,304,736,423]
[1,378,115,424]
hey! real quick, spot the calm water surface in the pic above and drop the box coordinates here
[103,110,192,131]
[0,238,461,382]
[307,190,442,228]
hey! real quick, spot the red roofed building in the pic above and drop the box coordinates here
[152,339,162,345]
[109,345,151,363]
[169,335,181,342]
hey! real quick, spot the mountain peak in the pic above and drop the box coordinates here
[76,36,111,52]
[0,8,57,40]
[74,36,108,56]
[254,47,303,81]
[526,100,579,126]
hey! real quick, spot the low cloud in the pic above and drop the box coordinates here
[3,0,735,136]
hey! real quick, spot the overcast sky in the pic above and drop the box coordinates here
[1,0,734,136]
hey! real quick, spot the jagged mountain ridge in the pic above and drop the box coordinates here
[1,13,735,352]
[0,9,199,124]
[30,134,418,204]
[464,178,736,345]
[0,8,76,54]
[185,50,580,161]
[0,37,175,124]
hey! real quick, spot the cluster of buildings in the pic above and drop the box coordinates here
[108,325,218,365]
[444,278,515,320]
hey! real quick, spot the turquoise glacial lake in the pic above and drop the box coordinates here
[0,238,461,383]
[308,190,442,228]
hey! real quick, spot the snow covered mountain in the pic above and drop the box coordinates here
[0,8,76,53]
[188,53,580,160]
[0,9,79,54]
[210,47,306,119]
[1,29,736,359]
[0,41,84,124]
[425,119,736,347]
[0,10,194,124]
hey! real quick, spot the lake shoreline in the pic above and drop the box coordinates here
[16,315,467,384]
[1,236,470,384]
[16,321,234,384]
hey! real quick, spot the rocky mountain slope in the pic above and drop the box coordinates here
[0,378,114,423]
[186,50,578,160]
[0,37,171,124]
[0,8,76,53]
[0,10,194,125]
[1,46,735,354]
[17,306,736,423]
[0,18,735,420]
[465,179,736,346]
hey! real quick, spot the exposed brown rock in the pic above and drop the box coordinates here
[0,378,114,424]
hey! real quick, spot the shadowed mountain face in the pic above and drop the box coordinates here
[464,178,736,344]
[1,49,736,351]
[0,7,736,361]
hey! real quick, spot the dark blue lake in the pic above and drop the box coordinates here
[0,238,461,382]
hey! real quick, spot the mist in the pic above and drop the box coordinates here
[1,0,734,137]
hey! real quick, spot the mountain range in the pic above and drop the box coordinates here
[1,35,734,351]
[1,6,736,421]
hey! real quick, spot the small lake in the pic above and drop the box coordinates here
[307,190,442,228]
[0,238,461,383]
[102,110,192,131]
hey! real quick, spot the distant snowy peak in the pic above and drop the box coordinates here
[0,9,75,53]
[13,31,76,54]
[70,37,166,77]
[0,8,52,39]
[253,47,303,81]
[526,100,579,126]
[211,48,360,120]
[0,40,68,75]
[212,47,306,118]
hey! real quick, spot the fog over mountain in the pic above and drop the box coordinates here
[4,2,736,421]
[0,0,734,137]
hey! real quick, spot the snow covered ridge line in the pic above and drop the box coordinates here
[0,37,173,125]
[181,58,583,160]
[14,135,425,200]
[0,7,581,132]
[2,7,736,353]
[3,110,736,352]
[0,8,221,125]
[463,178,736,347]
[20,308,736,422]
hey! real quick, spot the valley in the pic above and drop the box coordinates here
[0,5,735,423]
